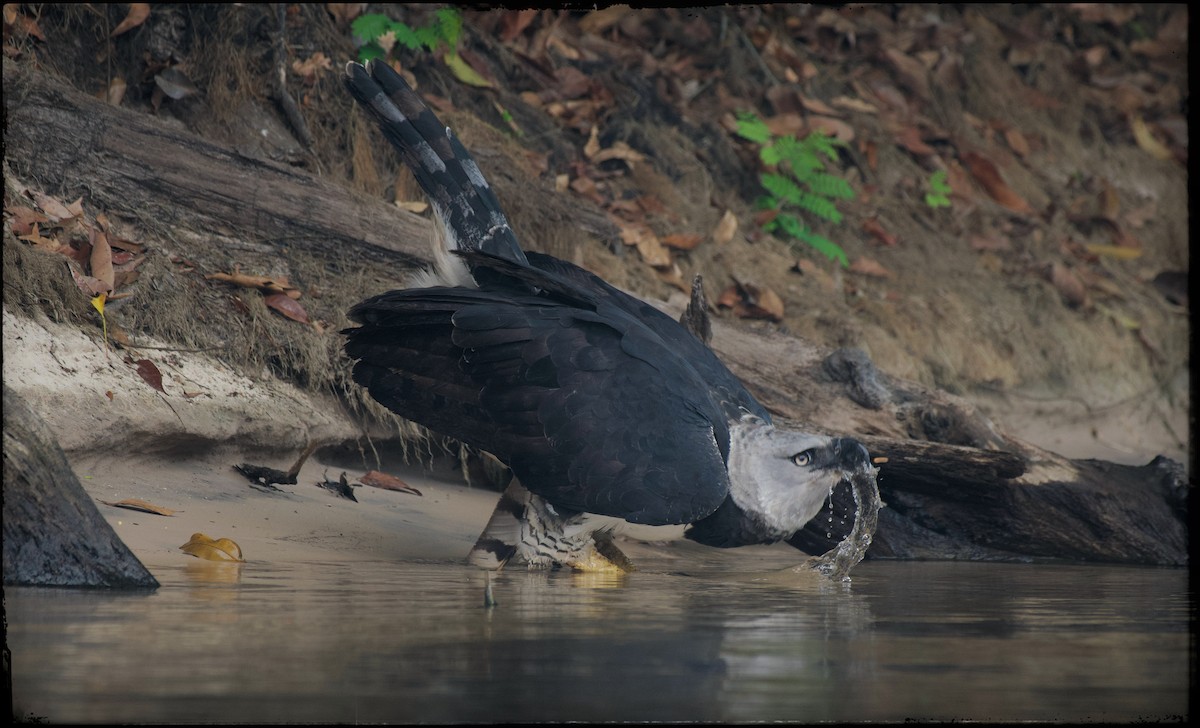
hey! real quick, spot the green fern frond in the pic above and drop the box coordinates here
[794,191,843,224]
[804,172,855,200]
[735,112,772,144]
[925,170,952,209]
[351,13,393,43]
[760,173,804,206]
[795,228,850,267]
[802,131,843,162]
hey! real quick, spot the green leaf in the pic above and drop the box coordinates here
[351,13,394,43]
[392,22,424,51]
[804,172,855,200]
[760,173,804,206]
[357,42,385,63]
[795,228,850,267]
[774,212,806,239]
[414,23,441,51]
[735,111,772,144]
[773,136,824,176]
[443,51,492,88]
[802,130,843,162]
[436,7,463,48]
[928,169,951,194]
[794,190,843,224]
[925,170,951,208]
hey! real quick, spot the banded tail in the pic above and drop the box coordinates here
[343,60,527,272]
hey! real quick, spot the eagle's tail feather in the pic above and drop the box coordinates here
[343,60,527,270]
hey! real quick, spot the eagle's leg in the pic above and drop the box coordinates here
[467,481,632,573]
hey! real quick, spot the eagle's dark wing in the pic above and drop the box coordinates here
[525,251,772,425]
[345,264,732,525]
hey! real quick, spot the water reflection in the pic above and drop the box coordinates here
[8,558,1189,723]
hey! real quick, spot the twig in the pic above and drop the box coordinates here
[272,3,314,148]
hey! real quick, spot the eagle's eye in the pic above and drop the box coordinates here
[790,450,814,467]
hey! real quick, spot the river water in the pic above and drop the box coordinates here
[7,552,1189,723]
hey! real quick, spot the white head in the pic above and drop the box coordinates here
[725,415,873,539]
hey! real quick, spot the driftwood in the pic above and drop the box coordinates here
[4,62,1188,568]
[2,61,431,270]
[2,385,159,588]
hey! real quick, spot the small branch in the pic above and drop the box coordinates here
[272,3,314,149]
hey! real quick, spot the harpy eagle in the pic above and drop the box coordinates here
[342,61,878,572]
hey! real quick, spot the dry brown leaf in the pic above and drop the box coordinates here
[17,222,60,252]
[718,280,784,322]
[861,139,878,172]
[716,285,741,309]
[883,48,932,101]
[325,3,367,25]
[791,258,838,293]
[264,292,310,324]
[11,10,45,40]
[711,210,737,245]
[89,226,115,292]
[106,77,127,106]
[133,358,166,393]
[798,95,840,117]
[849,256,893,278]
[661,233,703,251]
[102,498,176,516]
[807,115,854,142]
[578,4,630,34]
[969,232,1012,251]
[3,4,19,25]
[499,9,539,42]
[960,151,1034,215]
[832,96,878,114]
[1004,127,1030,157]
[292,52,333,81]
[894,126,935,156]
[31,191,74,221]
[206,271,301,297]
[569,176,606,205]
[862,217,898,247]
[65,197,85,219]
[7,206,49,236]
[360,470,423,495]
[111,3,150,37]
[591,141,646,167]
[584,125,601,159]
[655,263,690,293]
[69,264,111,296]
[1129,114,1173,161]
[180,532,245,562]
[1049,263,1089,308]
[619,224,671,268]
[764,113,806,137]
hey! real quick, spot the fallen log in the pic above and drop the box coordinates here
[3,62,1187,567]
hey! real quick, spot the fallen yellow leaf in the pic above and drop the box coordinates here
[180,533,245,562]
[443,51,492,88]
[1085,244,1143,260]
[1129,114,1173,161]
